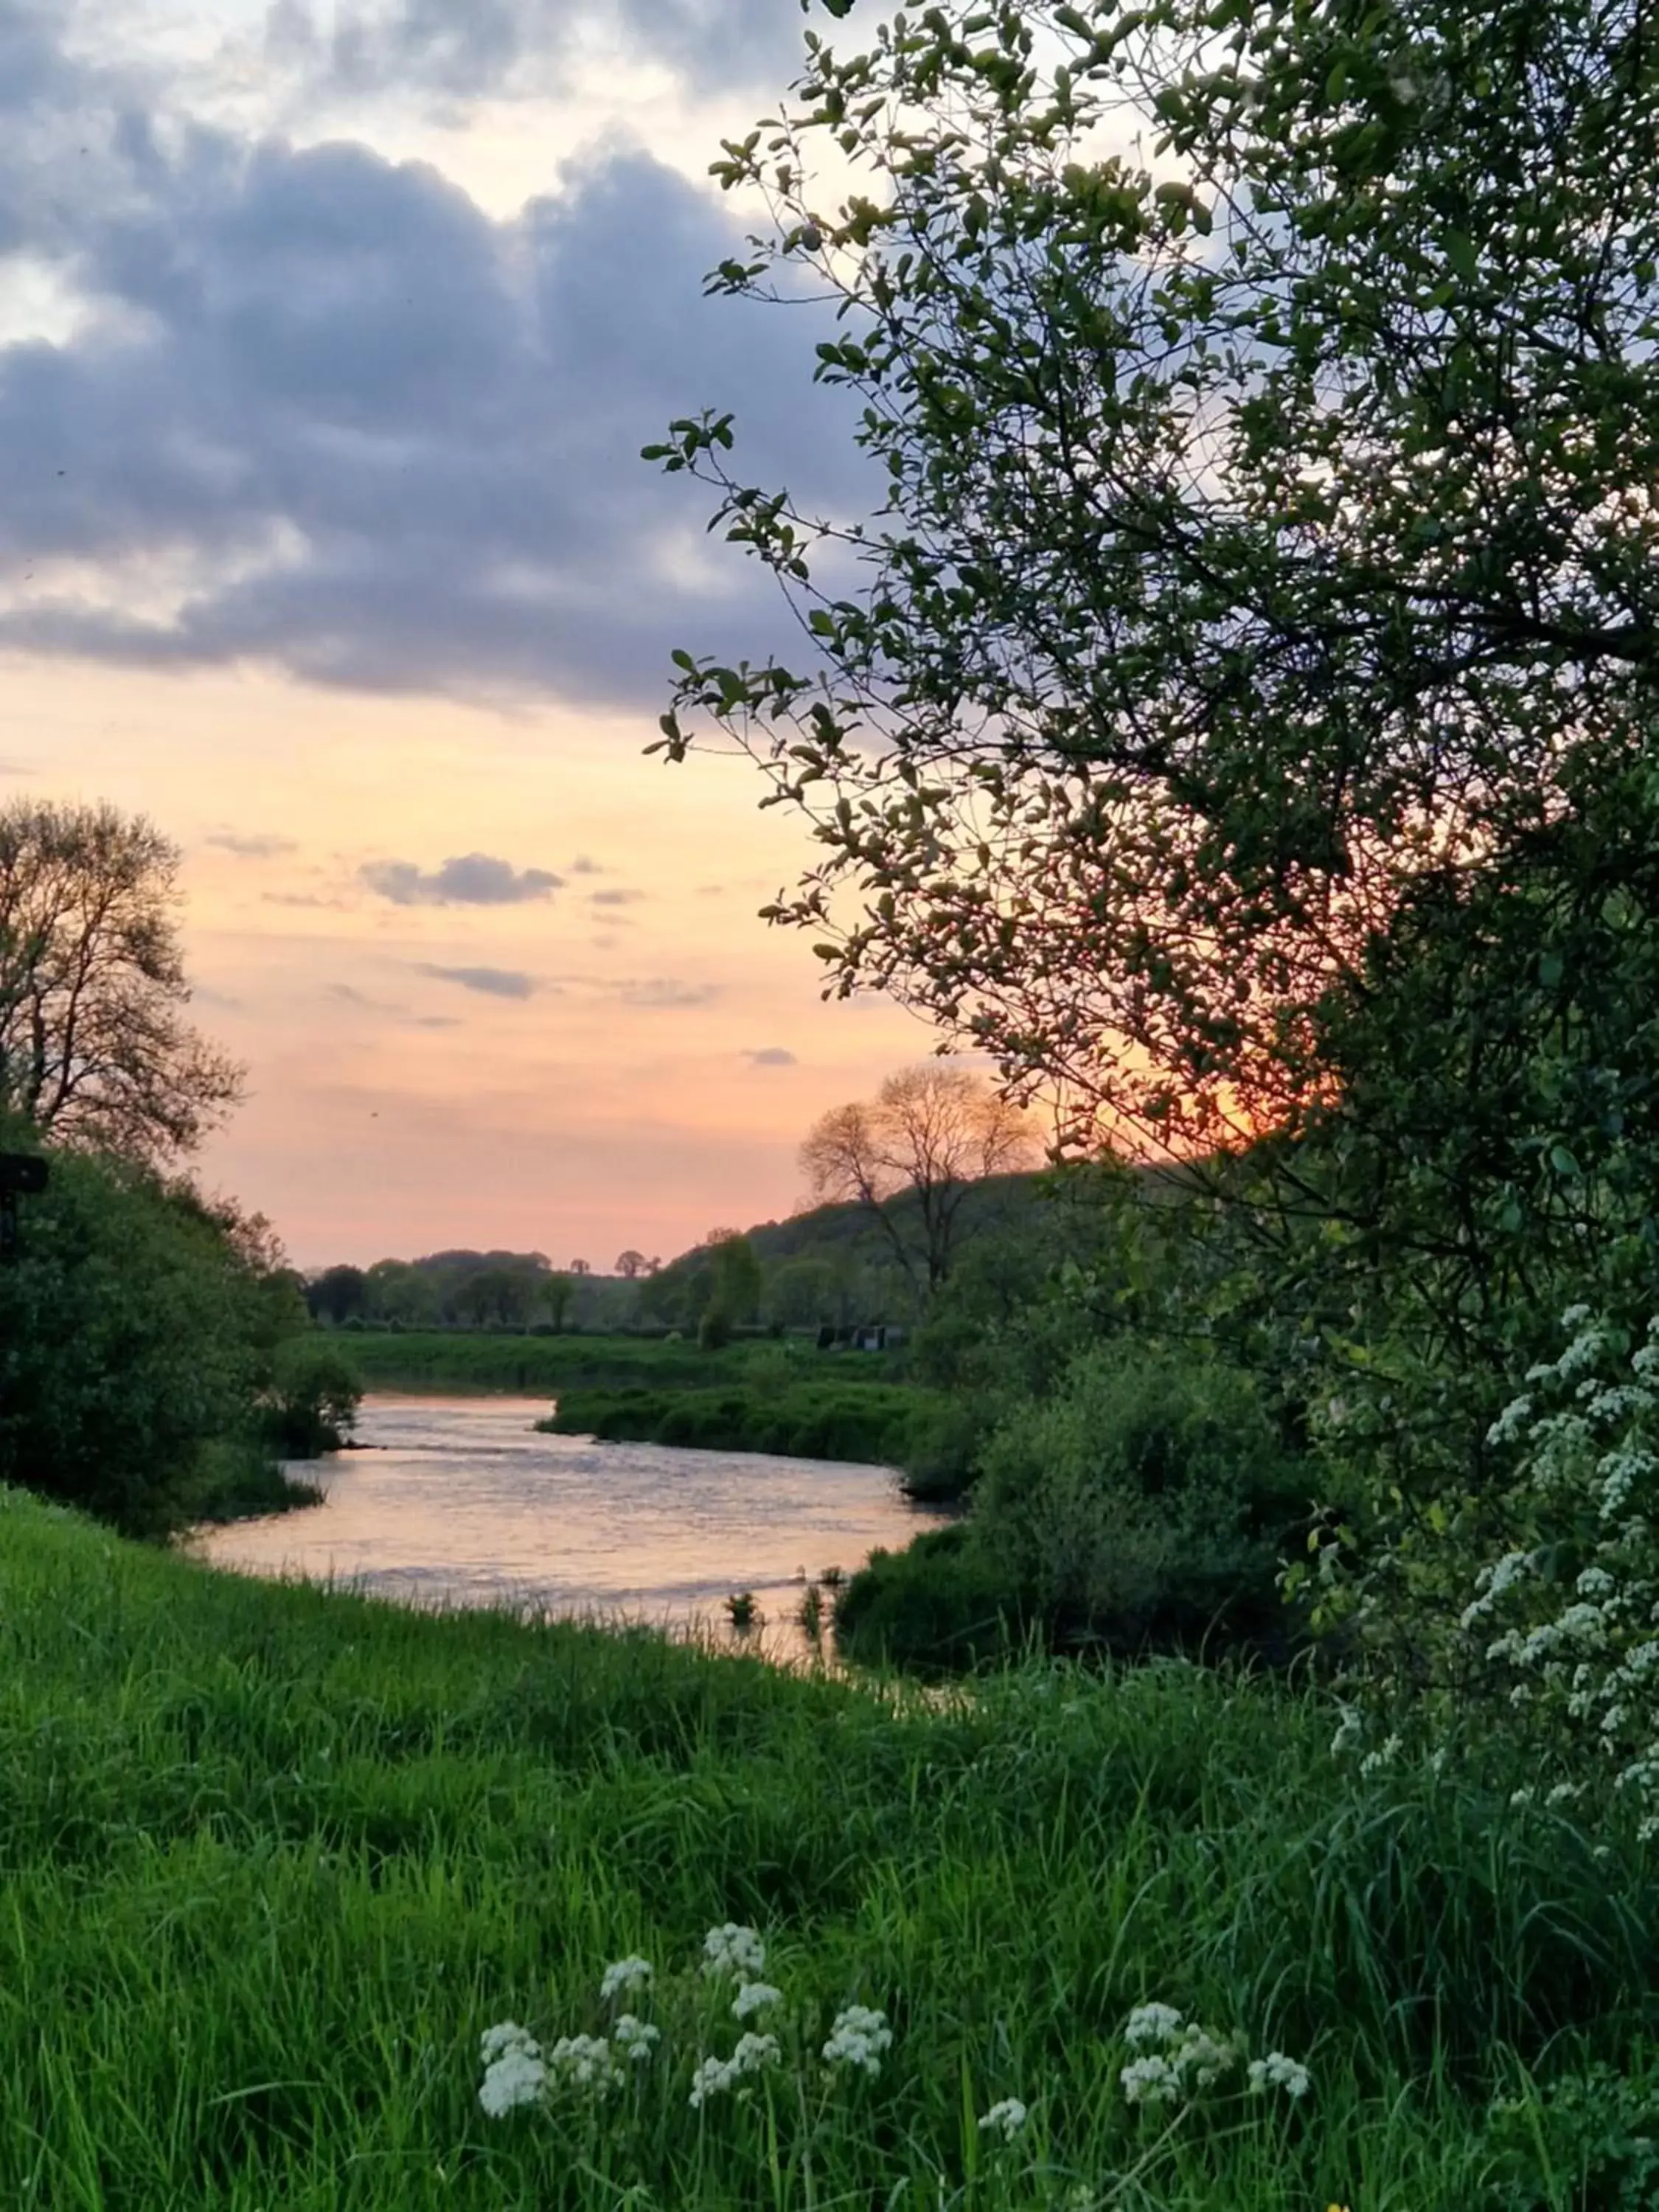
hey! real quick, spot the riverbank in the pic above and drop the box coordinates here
[538,1380,967,1496]
[3,1479,1648,2209]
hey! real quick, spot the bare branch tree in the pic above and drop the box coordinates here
[799,1064,1038,1299]
[0,799,244,1162]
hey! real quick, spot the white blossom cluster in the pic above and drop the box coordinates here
[479,2022,546,2116]
[1119,2006,1308,2107]
[544,2033,625,2098]
[1465,1307,1659,1835]
[1246,2052,1311,2098]
[689,2031,781,2107]
[613,2014,660,2063]
[731,1980,784,2020]
[821,2003,894,2076]
[701,1923,768,1980]
[599,1956,654,2003]
[976,2096,1029,2140]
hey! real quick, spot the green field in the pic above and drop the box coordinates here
[340,1330,903,1397]
[2,1481,1650,2210]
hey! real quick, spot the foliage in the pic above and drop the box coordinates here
[0,1149,306,1537]
[1481,2063,1659,2212]
[652,0,1659,1171]
[974,1340,1315,1658]
[832,1522,1036,1672]
[6,1484,1659,2205]
[262,1337,364,1459]
[539,1379,949,1476]
[343,1330,906,1395]
[800,1065,1038,1300]
[0,797,243,1160]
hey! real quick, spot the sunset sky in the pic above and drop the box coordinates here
[0,0,941,1268]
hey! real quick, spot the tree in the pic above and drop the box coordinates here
[541,1272,575,1333]
[650,0,1659,1178]
[708,1231,764,1328]
[568,1257,591,1276]
[306,1264,367,1327]
[0,1150,310,1538]
[0,799,243,1161]
[614,1250,649,1279]
[800,1065,1037,1298]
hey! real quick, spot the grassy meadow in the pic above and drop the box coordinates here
[2,1481,1652,2211]
[341,1329,904,1397]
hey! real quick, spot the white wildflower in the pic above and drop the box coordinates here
[545,2033,623,2098]
[613,2014,660,2063]
[977,2097,1029,2140]
[600,1956,654,2003]
[821,2003,893,2077]
[1120,2053,1180,2105]
[732,1980,784,2021]
[479,2023,546,2117]
[1122,2003,1183,2048]
[688,2031,781,2107]
[701,1923,767,1980]
[1246,2051,1311,2098]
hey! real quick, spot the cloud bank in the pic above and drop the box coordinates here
[362,852,563,905]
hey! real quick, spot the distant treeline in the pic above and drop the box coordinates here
[303,1176,1051,1340]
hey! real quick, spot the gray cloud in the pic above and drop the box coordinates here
[416,962,539,998]
[589,887,643,908]
[567,855,604,875]
[329,980,465,1028]
[361,852,563,905]
[282,0,806,102]
[0,23,876,709]
[620,978,719,1009]
[207,830,296,858]
[742,1046,796,1067]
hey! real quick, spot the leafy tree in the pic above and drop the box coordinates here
[0,799,243,1161]
[614,1249,649,1279]
[800,1065,1037,1298]
[306,1264,368,1326]
[452,1265,538,1329]
[0,1150,307,1537]
[707,1231,764,1329]
[263,1338,364,1458]
[541,1271,576,1333]
[651,0,1659,1226]
[766,1253,838,1329]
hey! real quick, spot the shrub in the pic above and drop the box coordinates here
[0,1150,302,1538]
[833,1523,1036,1672]
[261,1337,364,1458]
[973,1340,1312,1659]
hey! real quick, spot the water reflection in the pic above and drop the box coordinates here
[189,1394,951,1668]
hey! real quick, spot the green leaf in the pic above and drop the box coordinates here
[1444,231,1479,282]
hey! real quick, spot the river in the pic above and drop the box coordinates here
[189,1393,951,1667]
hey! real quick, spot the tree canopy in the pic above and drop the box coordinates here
[0,799,243,1162]
[651,0,1659,1166]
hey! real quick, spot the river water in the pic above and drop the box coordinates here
[189,1394,950,1666]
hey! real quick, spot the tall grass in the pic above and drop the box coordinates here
[0,1483,1652,2208]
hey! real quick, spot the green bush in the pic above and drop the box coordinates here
[974,1340,1313,1659]
[262,1337,364,1458]
[0,1151,304,1538]
[540,1380,946,1467]
[832,1522,1036,1671]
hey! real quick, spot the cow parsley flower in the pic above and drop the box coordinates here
[613,2014,660,2063]
[600,1956,654,2003]
[1120,2054,1180,2106]
[1123,2003,1184,2048]
[732,1980,784,2021]
[821,2004,893,2076]
[1247,2051,1311,2098]
[545,2034,623,2098]
[479,2023,546,2116]
[688,2031,781,2107]
[701,1923,767,1980]
[977,2097,1029,2140]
